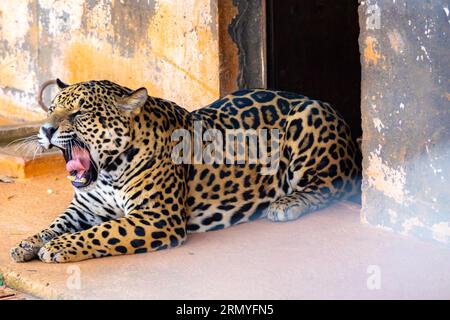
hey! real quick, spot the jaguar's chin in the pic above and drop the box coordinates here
[61,141,98,188]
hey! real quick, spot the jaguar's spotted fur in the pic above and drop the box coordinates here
[10,80,360,263]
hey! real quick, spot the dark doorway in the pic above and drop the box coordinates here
[266,0,362,140]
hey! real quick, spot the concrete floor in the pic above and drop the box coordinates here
[0,286,36,300]
[0,173,449,299]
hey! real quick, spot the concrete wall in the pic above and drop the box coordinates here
[218,0,265,95]
[0,0,221,121]
[359,0,450,245]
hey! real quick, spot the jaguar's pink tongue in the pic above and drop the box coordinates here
[66,147,91,178]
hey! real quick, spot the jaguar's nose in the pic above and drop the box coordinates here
[42,126,57,140]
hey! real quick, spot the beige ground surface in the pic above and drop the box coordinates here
[0,173,449,299]
[0,286,35,300]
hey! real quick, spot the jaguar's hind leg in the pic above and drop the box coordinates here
[266,190,329,222]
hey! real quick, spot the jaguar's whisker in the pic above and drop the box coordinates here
[15,139,38,154]
[11,135,38,151]
[6,135,37,148]
[31,144,40,160]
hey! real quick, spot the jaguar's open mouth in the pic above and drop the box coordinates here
[62,141,98,188]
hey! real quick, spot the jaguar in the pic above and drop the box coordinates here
[10,79,360,263]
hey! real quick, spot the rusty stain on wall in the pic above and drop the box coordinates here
[0,0,221,121]
[218,0,239,96]
[363,36,381,65]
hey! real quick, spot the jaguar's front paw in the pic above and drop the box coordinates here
[265,199,305,222]
[38,241,68,263]
[10,230,57,263]
[10,239,41,263]
[38,237,86,263]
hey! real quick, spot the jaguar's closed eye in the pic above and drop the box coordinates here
[69,111,82,122]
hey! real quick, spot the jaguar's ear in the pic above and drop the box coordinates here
[117,87,148,115]
[56,78,69,90]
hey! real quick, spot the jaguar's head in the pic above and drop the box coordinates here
[39,79,148,189]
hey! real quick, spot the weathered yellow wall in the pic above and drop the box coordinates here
[0,0,220,121]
